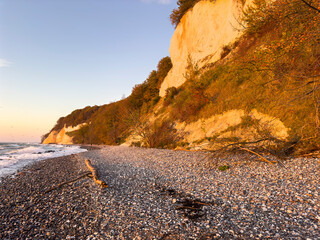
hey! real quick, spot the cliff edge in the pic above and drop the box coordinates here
[160,0,252,96]
[43,124,86,144]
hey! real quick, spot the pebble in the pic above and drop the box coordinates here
[0,146,319,239]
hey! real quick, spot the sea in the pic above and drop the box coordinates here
[0,142,87,180]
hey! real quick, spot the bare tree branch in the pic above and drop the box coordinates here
[300,0,320,13]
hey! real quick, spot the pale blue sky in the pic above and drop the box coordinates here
[0,0,177,142]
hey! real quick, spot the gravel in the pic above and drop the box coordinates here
[1,146,319,239]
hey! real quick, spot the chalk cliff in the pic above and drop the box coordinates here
[175,109,288,147]
[42,124,86,144]
[159,0,252,96]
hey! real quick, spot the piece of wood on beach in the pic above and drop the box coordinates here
[44,171,92,194]
[85,159,108,188]
[238,147,275,165]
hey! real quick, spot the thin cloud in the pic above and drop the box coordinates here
[0,58,12,67]
[140,0,175,4]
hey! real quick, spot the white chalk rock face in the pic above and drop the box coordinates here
[42,123,87,144]
[160,0,252,96]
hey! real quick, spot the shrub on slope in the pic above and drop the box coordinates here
[164,0,320,154]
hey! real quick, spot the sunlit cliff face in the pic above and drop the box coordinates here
[42,123,87,144]
[160,0,253,96]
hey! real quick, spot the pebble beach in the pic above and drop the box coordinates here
[1,146,319,239]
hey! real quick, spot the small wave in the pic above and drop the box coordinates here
[0,144,87,179]
[9,146,41,154]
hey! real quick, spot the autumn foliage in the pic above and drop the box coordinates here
[170,0,202,27]
[164,0,320,153]
[44,0,320,154]
[44,57,172,145]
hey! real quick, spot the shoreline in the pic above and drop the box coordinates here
[1,146,319,239]
[0,143,89,181]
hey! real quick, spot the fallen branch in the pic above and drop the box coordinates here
[13,171,93,214]
[238,147,274,165]
[85,159,108,188]
[44,171,92,194]
[215,138,282,152]
[193,201,212,206]
[176,206,199,210]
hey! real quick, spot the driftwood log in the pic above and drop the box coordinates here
[238,147,275,165]
[85,159,108,188]
[44,172,92,194]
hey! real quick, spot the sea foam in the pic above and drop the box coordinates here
[0,143,87,180]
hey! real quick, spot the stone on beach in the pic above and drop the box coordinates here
[0,146,319,239]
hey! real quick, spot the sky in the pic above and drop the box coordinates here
[0,0,177,143]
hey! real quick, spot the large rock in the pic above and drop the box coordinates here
[159,0,252,96]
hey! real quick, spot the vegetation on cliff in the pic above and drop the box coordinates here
[170,0,202,27]
[164,0,320,154]
[44,0,320,155]
[42,57,172,145]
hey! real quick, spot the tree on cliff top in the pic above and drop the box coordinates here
[157,56,172,87]
[170,0,201,27]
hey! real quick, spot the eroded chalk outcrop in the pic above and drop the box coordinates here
[160,0,253,96]
[42,124,87,144]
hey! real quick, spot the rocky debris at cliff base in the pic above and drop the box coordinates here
[1,146,319,239]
